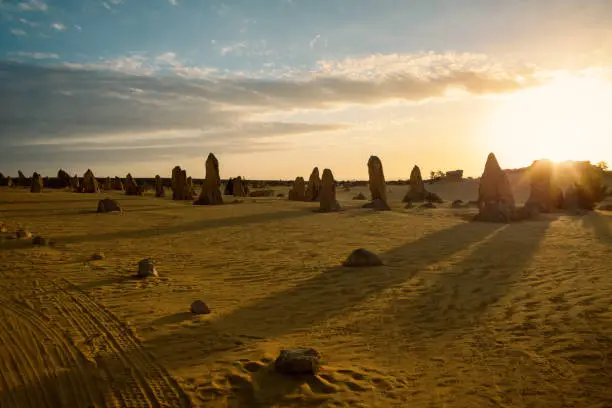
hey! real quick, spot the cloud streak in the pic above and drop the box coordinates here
[10,28,27,36]
[8,51,59,59]
[17,0,48,12]
[0,52,541,172]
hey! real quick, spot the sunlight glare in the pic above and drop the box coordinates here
[482,72,612,168]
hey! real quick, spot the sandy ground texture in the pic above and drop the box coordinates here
[1,179,611,408]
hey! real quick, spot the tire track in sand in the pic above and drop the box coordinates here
[0,278,192,408]
[0,299,105,408]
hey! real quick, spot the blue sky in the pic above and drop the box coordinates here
[1,0,611,179]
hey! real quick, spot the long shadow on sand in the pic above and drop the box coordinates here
[581,211,611,243]
[144,220,504,371]
[56,207,320,244]
[0,204,185,217]
[385,215,557,340]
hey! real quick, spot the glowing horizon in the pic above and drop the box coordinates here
[1,1,611,180]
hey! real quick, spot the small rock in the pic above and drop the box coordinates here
[32,236,48,246]
[451,200,464,208]
[190,300,211,315]
[249,190,275,197]
[16,229,32,239]
[91,252,105,260]
[420,202,437,209]
[275,348,321,375]
[352,192,366,200]
[97,198,122,213]
[342,248,383,267]
[0,223,7,233]
[277,193,285,198]
[404,202,414,209]
[137,258,158,278]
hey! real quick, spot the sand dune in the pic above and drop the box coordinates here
[1,182,611,407]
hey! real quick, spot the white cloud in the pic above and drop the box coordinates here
[10,28,27,36]
[309,34,321,50]
[51,23,66,31]
[19,18,38,27]
[168,0,179,5]
[217,40,274,58]
[102,2,112,10]
[220,41,248,56]
[172,66,218,79]
[18,0,48,12]
[155,52,179,66]
[109,0,123,3]
[8,51,59,59]
[74,24,82,31]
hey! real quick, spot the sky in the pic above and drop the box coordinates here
[1,0,611,180]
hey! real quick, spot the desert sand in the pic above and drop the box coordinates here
[1,176,612,407]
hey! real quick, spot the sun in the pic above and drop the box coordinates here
[481,71,612,168]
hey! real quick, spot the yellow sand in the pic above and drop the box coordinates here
[1,182,611,408]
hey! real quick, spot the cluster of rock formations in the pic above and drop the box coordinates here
[171,166,194,200]
[224,176,248,197]
[474,154,608,222]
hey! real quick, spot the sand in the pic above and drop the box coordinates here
[0,179,611,408]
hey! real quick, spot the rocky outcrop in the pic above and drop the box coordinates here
[367,156,388,205]
[112,176,124,191]
[232,176,247,197]
[18,170,28,187]
[171,166,191,200]
[124,173,143,196]
[30,172,43,193]
[81,169,100,193]
[403,166,426,202]
[305,167,321,202]
[70,175,80,192]
[475,153,515,222]
[194,153,224,205]
[154,175,165,197]
[57,169,71,188]
[318,169,341,212]
[288,177,306,201]
[525,160,563,213]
